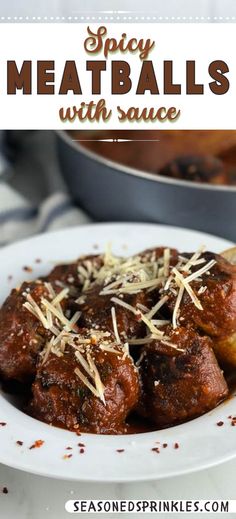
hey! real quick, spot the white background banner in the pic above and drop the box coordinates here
[1,23,236,129]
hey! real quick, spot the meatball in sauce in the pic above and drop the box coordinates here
[0,245,234,435]
[29,331,139,434]
[137,326,228,428]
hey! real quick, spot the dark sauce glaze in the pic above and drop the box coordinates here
[1,377,235,435]
[126,373,236,435]
[1,249,236,435]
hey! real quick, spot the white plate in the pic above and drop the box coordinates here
[0,223,235,483]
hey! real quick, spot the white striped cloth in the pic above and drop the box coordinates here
[0,131,90,247]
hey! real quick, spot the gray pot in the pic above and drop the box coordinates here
[56,131,236,242]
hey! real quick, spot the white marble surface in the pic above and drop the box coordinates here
[0,459,236,518]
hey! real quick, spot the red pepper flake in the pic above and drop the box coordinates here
[2,487,8,494]
[29,440,44,450]
[79,448,85,454]
[35,258,42,263]
[63,454,73,459]
[135,313,142,321]
[0,422,6,427]
[163,443,168,448]
[231,421,236,427]
[217,421,224,427]
[23,266,33,273]
[78,442,85,448]
[228,415,232,419]
[116,449,125,453]
[16,440,23,446]
[151,447,160,453]
[232,417,236,421]
[174,443,179,449]
[66,446,72,450]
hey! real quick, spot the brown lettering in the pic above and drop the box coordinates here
[59,98,111,122]
[84,25,155,60]
[164,61,181,94]
[7,61,31,94]
[112,61,132,94]
[37,61,54,95]
[209,60,229,94]
[117,104,181,123]
[136,61,159,94]
[59,61,82,95]
[86,61,106,94]
[186,61,204,94]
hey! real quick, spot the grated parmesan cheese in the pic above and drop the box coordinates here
[111,306,121,344]
[22,243,219,405]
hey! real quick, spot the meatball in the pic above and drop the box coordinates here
[165,251,236,367]
[159,155,226,185]
[79,284,154,340]
[0,280,72,384]
[139,246,179,264]
[137,327,228,428]
[78,247,179,340]
[48,254,103,294]
[29,338,140,434]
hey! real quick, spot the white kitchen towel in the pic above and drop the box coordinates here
[0,131,90,247]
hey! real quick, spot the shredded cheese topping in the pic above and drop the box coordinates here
[111,306,121,344]
[22,244,218,403]
[23,283,126,404]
